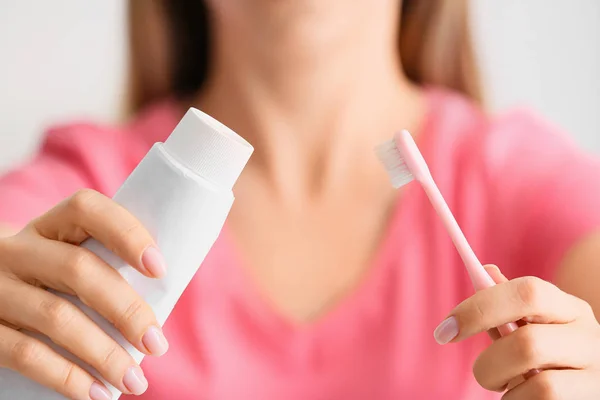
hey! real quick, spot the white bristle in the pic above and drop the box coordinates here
[375,139,414,189]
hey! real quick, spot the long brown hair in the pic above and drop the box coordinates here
[127,0,483,113]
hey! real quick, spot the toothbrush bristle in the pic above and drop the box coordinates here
[375,138,414,189]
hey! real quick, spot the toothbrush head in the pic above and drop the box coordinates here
[375,130,431,188]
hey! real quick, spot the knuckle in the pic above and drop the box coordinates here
[471,356,491,390]
[41,298,76,331]
[67,189,98,216]
[472,349,507,392]
[60,362,79,393]
[116,221,144,241]
[10,339,43,371]
[98,343,123,371]
[110,221,148,252]
[471,298,486,322]
[457,296,487,331]
[512,325,541,365]
[115,298,147,332]
[64,249,92,281]
[515,276,547,309]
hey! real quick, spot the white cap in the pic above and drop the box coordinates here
[163,108,254,189]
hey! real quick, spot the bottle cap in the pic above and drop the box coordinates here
[164,108,253,189]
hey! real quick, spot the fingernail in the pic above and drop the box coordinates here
[90,381,112,400]
[141,246,167,278]
[142,326,169,356]
[434,316,459,345]
[123,366,148,395]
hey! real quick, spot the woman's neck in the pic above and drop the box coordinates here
[197,1,425,199]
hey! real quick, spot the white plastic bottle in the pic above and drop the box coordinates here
[0,108,253,399]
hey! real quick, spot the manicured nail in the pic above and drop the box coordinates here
[123,366,148,395]
[141,246,167,278]
[142,326,169,356]
[90,381,112,400]
[434,316,459,345]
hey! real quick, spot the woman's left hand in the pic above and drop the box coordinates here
[434,265,600,399]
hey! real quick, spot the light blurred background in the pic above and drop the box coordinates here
[0,1,598,171]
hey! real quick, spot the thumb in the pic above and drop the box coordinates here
[483,264,509,284]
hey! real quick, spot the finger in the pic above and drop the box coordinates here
[30,189,166,278]
[473,324,599,392]
[0,323,112,400]
[0,278,151,395]
[502,369,599,400]
[8,239,168,358]
[484,264,509,284]
[506,375,525,391]
[436,276,593,344]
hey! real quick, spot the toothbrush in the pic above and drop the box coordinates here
[375,130,518,336]
[376,130,541,379]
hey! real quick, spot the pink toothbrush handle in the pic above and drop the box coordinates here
[421,180,540,377]
[420,181,520,335]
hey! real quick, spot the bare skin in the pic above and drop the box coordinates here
[198,0,424,323]
[0,191,165,398]
[0,1,599,399]
[0,225,12,238]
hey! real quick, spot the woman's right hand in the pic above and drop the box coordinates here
[0,189,169,400]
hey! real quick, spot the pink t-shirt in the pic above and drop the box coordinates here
[1,89,600,399]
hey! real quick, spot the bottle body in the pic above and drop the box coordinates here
[0,143,235,399]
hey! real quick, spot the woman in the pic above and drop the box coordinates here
[0,1,599,399]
